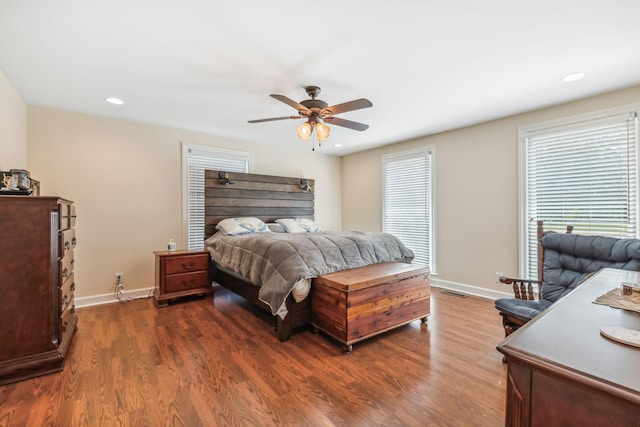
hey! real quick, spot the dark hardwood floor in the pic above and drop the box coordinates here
[0,286,507,426]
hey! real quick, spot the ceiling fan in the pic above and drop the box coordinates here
[248,86,373,145]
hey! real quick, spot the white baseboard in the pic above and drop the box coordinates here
[74,280,511,309]
[431,278,511,300]
[75,287,155,308]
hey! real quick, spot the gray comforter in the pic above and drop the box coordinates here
[205,231,414,318]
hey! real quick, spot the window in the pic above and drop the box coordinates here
[182,143,251,249]
[383,148,434,272]
[520,107,638,278]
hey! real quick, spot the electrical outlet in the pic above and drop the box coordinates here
[115,272,123,284]
[495,272,503,283]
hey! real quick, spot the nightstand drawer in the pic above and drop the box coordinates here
[164,255,208,275]
[165,271,209,293]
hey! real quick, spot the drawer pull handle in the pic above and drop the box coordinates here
[71,259,75,265]
[62,268,69,278]
[182,280,194,288]
[182,263,194,270]
[71,282,76,292]
[62,295,69,306]
[62,321,68,333]
[72,237,77,245]
[64,241,70,250]
[71,305,75,314]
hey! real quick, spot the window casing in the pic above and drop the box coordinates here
[382,148,434,272]
[182,143,251,250]
[519,107,639,278]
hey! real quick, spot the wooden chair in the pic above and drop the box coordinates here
[495,220,573,338]
[496,221,640,340]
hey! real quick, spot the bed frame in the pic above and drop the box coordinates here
[204,169,315,341]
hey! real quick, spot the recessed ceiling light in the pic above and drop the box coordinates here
[562,72,585,82]
[105,97,124,105]
[333,143,343,148]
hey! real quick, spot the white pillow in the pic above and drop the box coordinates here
[216,217,268,236]
[275,218,321,233]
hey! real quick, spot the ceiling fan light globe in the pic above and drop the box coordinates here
[297,122,312,140]
[316,122,330,140]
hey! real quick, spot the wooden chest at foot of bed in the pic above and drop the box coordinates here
[311,262,430,353]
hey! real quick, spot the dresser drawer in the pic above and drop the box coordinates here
[58,201,76,230]
[60,251,74,285]
[60,273,75,312]
[60,228,76,258]
[165,271,209,293]
[60,298,75,334]
[69,205,76,228]
[164,254,208,275]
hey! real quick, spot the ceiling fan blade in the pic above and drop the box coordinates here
[324,116,369,131]
[248,116,302,123]
[270,94,311,114]
[322,98,372,116]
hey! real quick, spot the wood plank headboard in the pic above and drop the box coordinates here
[204,170,315,238]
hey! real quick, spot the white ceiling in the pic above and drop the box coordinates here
[2,1,640,156]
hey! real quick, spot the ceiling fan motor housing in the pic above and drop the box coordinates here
[300,99,329,112]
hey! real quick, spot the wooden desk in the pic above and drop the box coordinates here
[497,268,640,427]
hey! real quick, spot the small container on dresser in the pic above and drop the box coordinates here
[153,249,212,307]
[0,196,78,385]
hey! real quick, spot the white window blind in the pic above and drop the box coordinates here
[182,144,250,250]
[522,111,638,278]
[383,149,433,271]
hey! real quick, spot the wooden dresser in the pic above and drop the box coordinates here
[0,196,78,385]
[153,249,212,307]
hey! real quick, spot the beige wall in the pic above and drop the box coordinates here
[14,80,640,301]
[342,85,640,295]
[0,70,27,170]
[27,106,342,300]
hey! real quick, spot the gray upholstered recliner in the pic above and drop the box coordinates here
[495,221,640,338]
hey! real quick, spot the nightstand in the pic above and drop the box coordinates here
[153,249,212,307]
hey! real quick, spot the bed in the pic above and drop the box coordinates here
[204,170,414,341]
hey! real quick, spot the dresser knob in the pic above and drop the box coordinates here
[182,262,194,270]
